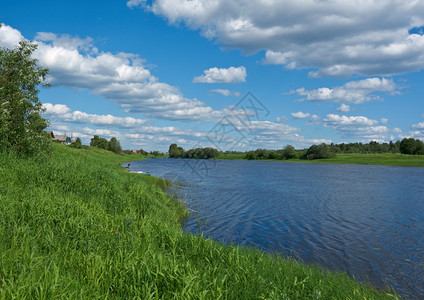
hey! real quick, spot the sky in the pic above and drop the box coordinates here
[1,0,424,151]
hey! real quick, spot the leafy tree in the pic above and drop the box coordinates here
[183,147,219,159]
[303,143,334,160]
[70,137,82,149]
[399,138,424,155]
[281,145,297,159]
[107,137,122,154]
[90,135,108,149]
[150,151,164,157]
[245,151,257,160]
[168,143,184,158]
[139,148,148,156]
[0,39,50,156]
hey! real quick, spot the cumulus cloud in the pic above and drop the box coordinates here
[0,24,226,122]
[323,114,389,141]
[210,89,241,97]
[294,78,398,104]
[134,1,424,77]
[337,104,351,113]
[409,122,424,140]
[233,120,330,149]
[291,111,311,119]
[193,66,246,83]
[43,103,150,128]
[0,24,24,49]
[310,114,320,122]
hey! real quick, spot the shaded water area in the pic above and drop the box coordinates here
[129,158,424,299]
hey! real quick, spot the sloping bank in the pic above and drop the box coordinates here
[0,144,399,299]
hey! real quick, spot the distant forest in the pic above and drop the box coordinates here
[168,138,424,160]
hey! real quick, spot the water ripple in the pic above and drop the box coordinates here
[131,159,424,299]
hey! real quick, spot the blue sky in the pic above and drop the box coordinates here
[1,0,424,151]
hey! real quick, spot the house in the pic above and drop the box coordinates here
[46,131,75,145]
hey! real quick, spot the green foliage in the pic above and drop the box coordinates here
[90,135,108,149]
[70,137,82,149]
[107,137,122,154]
[303,143,335,160]
[169,143,185,158]
[0,144,398,299]
[183,147,219,159]
[168,144,220,159]
[0,40,50,156]
[281,145,298,159]
[139,148,148,156]
[399,138,424,155]
[91,135,122,154]
[149,150,165,157]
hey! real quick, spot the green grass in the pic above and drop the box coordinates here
[215,153,245,160]
[0,144,399,299]
[290,153,424,167]
[217,152,424,167]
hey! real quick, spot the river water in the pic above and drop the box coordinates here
[129,158,424,299]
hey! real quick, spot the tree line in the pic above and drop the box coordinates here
[168,144,220,159]
[244,139,424,160]
[166,139,424,161]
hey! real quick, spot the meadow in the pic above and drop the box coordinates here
[0,144,399,299]
[216,152,424,167]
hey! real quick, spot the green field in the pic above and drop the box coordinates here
[291,153,424,167]
[216,152,424,167]
[0,144,399,299]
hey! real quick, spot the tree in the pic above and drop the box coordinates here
[281,145,297,159]
[107,137,122,154]
[400,138,424,155]
[168,143,184,158]
[303,143,334,160]
[90,135,108,149]
[0,39,50,156]
[70,137,82,149]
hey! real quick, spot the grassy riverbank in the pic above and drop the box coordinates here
[0,144,398,299]
[216,152,424,167]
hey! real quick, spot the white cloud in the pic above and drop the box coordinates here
[43,103,150,128]
[0,24,226,123]
[337,104,351,113]
[210,89,241,97]
[291,111,311,119]
[127,0,146,8]
[193,66,246,83]
[136,1,424,77]
[323,114,389,141]
[412,122,424,130]
[310,114,320,122]
[381,118,389,124]
[275,116,288,123]
[408,122,424,140]
[294,78,397,104]
[0,23,24,49]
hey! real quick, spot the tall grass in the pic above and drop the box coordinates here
[0,144,399,299]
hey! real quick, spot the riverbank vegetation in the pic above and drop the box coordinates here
[172,140,424,167]
[0,143,399,298]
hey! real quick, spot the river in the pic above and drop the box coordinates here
[129,158,424,299]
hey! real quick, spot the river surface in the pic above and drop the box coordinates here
[129,158,424,299]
